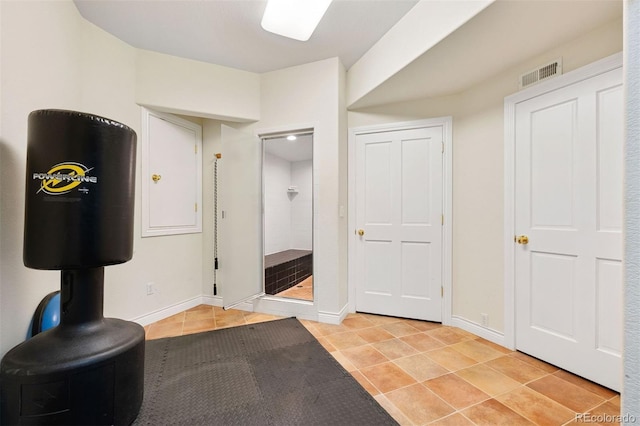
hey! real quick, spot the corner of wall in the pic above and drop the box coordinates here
[201,119,223,297]
[346,0,493,107]
[623,0,640,417]
[0,0,4,353]
[338,59,349,309]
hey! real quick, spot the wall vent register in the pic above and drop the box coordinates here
[519,58,563,89]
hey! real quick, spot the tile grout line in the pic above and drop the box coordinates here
[490,379,581,425]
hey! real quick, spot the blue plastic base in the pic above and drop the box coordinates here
[27,291,61,339]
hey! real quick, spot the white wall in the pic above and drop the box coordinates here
[0,1,83,355]
[135,49,260,122]
[0,1,207,356]
[201,120,221,297]
[264,152,292,254]
[263,155,313,254]
[209,58,346,320]
[337,60,349,309]
[346,0,492,107]
[349,17,622,334]
[290,160,313,250]
[624,0,640,418]
[77,18,205,325]
[145,54,346,322]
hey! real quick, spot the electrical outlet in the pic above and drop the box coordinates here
[146,282,155,295]
[481,313,488,327]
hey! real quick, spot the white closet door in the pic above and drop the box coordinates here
[514,67,623,391]
[355,126,443,321]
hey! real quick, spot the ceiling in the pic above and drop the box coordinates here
[74,0,623,110]
[352,0,623,109]
[73,0,419,73]
[264,135,313,162]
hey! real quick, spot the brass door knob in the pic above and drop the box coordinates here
[516,235,529,245]
[357,229,365,236]
[152,174,161,183]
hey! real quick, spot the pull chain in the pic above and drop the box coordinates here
[213,153,221,295]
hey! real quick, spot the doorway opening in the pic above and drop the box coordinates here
[262,131,314,302]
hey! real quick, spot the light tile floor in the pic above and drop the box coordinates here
[144,305,620,425]
[275,276,313,301]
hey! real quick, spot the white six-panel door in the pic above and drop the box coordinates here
[514,67,623,391]
[355,126,443,321]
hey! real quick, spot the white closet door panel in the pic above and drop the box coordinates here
[514,67,623,391]
[355,126,443,321]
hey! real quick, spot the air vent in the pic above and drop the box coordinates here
[519,58,563,89]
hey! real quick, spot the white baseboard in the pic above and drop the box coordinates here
[234,301,256,312]
[201,295,223,307]
[129,296,348,327]
[317,303,349,325]
[450,315,507,348]
[202,295,261,313]
[130,296,203,326]
[202,295,256,312]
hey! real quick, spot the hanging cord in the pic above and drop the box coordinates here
[213,153,221,295]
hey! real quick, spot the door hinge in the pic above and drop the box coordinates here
[441,286,444,297]
[441,142,444,153]
[195,203,198,212]
[195,144,198,154]
[441,214,444,225]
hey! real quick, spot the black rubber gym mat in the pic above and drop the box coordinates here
[133,317,398,426]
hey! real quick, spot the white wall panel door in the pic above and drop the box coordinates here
[355,126,443,321]
[142,109,202,237]
[514,68,623,390]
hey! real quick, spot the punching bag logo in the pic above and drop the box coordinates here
[32,162,98,195]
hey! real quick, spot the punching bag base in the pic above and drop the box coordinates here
[0,319,144,426]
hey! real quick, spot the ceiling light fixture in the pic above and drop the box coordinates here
[286,135,297,141]
[261,0,333,42]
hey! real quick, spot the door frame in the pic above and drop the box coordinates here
[249,123,320,321]
[503,52,623,350]
[260,127,315,302]
[348,117,453,325]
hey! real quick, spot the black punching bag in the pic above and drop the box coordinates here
[1,110,145,425]
[23,109,136,268]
